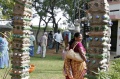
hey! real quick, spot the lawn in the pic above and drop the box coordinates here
[1,47,120,79]
[29,53,65,79]
[0,48,65,79]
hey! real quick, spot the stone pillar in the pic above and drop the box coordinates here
[87,0,111,78]
[10,0,32,79]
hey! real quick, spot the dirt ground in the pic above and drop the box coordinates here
[46,45,64,56]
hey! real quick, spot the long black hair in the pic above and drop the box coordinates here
[69,32,80,46]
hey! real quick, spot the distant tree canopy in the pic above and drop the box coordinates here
[33,0,90,31]
[0,0,15,19]
[33,0,63,32]
[0,0,90,20]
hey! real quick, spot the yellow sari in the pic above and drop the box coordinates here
[64,58,87,79]
[63,42,87,79]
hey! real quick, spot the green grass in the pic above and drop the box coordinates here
[1,48,120,79]
[108,58,120,79]
[29,54,65,79]
[0,53,65,79]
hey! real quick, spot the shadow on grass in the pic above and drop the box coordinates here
[30,54,63,61]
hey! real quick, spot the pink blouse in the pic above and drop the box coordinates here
[70,42,86,54]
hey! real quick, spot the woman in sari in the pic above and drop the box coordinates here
[63,32,87,79]
[0,32,9,68]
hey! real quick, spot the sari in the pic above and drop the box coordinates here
[0,37,9,68]
[63,42,87,79]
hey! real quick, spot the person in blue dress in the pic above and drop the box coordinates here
[0,32,9,69]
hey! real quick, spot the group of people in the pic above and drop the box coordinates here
[0,30,87,79]
[37,30,63,58]
[37,30,87,79]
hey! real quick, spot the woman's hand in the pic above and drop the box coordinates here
[69,76,74,79]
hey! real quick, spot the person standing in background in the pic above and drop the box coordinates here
[48,31,53,49]
[0,32,9,69]
[53,30,63,53]
[29,33,35,57]
[64,34,69,48]
[63,30,71,48]
[39,32,48,58]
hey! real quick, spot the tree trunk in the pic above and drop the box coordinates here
[36,18,41,44]
[44,22,48,32]
[54,23,58,33]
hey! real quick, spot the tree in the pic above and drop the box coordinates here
[32,0,90,33]
[60,0,90,22]
[32,0,51,43]
[33,0,63,33]
[0,0,15,19]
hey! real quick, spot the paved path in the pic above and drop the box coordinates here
[110,51,117,60]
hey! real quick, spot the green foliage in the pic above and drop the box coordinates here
[86,58,120,79]
[61,0,90,22]
[108,58,120,79]
[85,74,97,79]
[85,69,109,79]
[0,0,15,19]
[96,69,109,79]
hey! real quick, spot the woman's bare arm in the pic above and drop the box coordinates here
[78,48,87,62]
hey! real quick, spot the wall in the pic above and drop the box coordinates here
[116,20,120,55]
[109,2,120,55]
[109,2,120,17]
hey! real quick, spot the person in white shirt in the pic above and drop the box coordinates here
[53,30,63,53]
[39,32,48,58]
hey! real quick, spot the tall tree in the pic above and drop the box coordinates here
[33,0,63,33]
[32,0,51,43]
[33,0,90,33]
[61,0,90,22]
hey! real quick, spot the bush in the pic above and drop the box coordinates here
[108,58,120,79]
[86,58,120,79]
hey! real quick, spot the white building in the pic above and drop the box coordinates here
[0,20,12,32]
[108,0,120,55]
